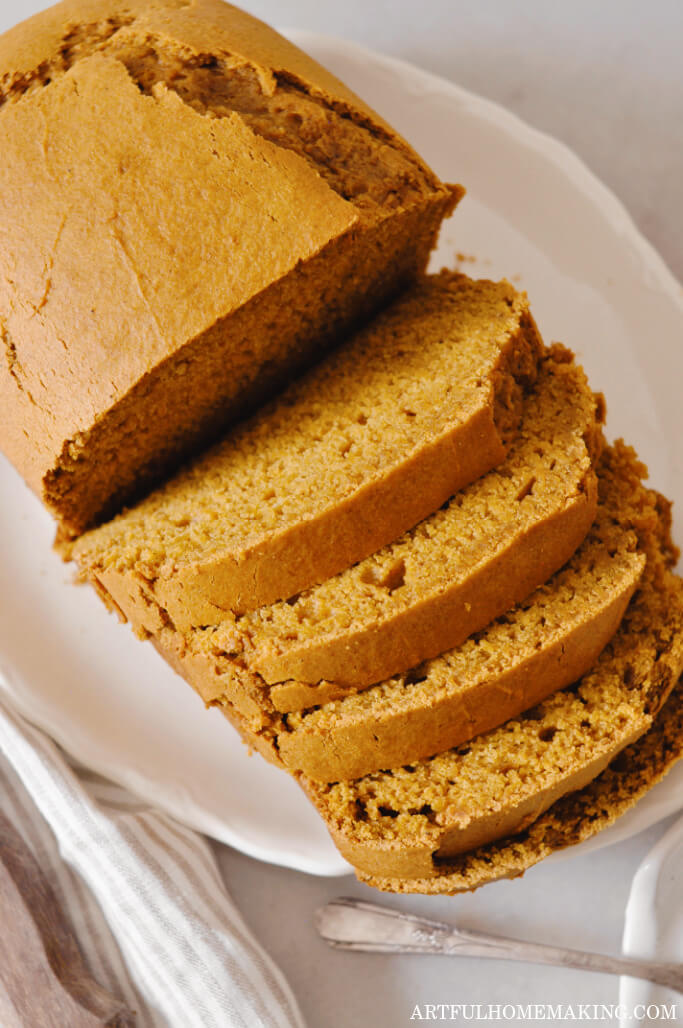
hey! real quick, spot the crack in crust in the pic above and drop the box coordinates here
[1,319,22,387]
[0,14,437,216]
[0,16,136,108]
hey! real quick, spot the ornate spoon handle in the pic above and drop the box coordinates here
[316,898,683,994]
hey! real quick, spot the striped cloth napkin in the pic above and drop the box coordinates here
[0,692,306,1028]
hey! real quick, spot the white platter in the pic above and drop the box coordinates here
[1,32,682,877]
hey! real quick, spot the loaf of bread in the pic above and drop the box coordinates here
[301,444,683,883]
[73,273,543,621]
[4,2,679,902]
[0,0,457,538]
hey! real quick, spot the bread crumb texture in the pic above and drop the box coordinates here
[74,273,543,619]
[87,346,603,698]
[162,442,651,785]
[276,441,647,779]
[178,346,602,689]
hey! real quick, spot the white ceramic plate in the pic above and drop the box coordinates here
[620,815,683,1026]
[1,33,682,877]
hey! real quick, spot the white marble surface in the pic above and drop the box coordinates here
[1,2,681,1025]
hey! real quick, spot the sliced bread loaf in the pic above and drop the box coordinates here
[0,0,456,538]
[301,446,683,879]
[94,347,603,694]
[156,442,645,781]
[361,677,683,894]
[272,446,647,779]
[73,273,543,620]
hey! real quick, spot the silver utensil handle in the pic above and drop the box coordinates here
[450,932,683,994]
[316,899,683,994]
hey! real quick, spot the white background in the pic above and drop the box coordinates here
[1,2,681,1026]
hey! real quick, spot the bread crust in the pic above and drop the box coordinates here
[0,0,419,140]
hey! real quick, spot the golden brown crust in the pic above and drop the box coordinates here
[0,53,354,496]
[0,0,421,144]
[0,0,453,536]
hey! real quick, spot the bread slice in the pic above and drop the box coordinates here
[0,0,456,538]
[361,677,683,894]
[74,273,543,622]
[302,447,683,879]
[110,346,601,699]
